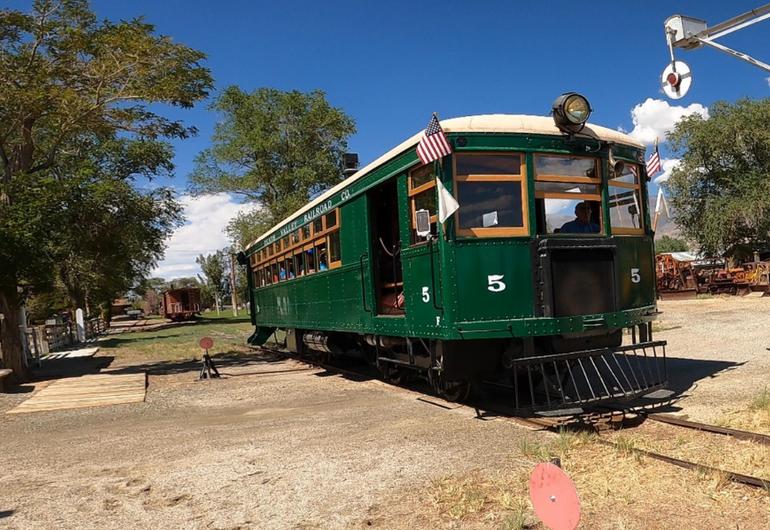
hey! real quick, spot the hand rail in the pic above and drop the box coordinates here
[359,253,372,313]
[428,239,444,312]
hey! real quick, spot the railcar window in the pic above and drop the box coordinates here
[294,250,306,276]
[315,240,328,271]
[534,155,602,235]
[324,210,337,229]
[328,231,341,266]
[304,247,316,273]
[285,256,295,279]
[302,225,311,240]
[313,218,323,235]
[608,164,644,234]
[408,164,438,243]
[453,153,528,237]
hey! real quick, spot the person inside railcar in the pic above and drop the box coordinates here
[559,201,600,234]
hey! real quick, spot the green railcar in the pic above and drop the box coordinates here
[240,94,668,411]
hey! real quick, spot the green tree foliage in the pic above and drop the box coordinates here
[189,87,356,245]
[196,252,226,314]
[48,136,183,316]
[0,0,212,379]
[654,235,689,254]
[666,99,770,257]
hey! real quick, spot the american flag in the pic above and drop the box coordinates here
[416,113,452,165]
[646,140,661,176]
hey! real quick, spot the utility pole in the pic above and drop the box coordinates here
[229,253,239,317]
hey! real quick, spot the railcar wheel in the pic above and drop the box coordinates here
[434,378,471,402]
[379,363,414,386]
[429,370,471,402]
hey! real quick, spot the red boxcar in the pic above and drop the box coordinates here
[161,288,201,321]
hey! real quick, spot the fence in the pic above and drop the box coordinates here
[22,316,108,365]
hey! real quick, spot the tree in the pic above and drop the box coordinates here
[196,252,226,315]
[0,0,212,379]
[189,87,356,245]
[654,235,689,254]
[666,99,770,257]
[51,137,183,316]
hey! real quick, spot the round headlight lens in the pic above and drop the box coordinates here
[564,94,591,124]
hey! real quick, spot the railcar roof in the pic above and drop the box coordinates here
[245,114,644,251]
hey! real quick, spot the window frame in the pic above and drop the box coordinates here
[534,153,604,235]
[408,164,438,240]
[452,152,529,238]
[608,163,645,236]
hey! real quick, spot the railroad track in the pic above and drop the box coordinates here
[258,344,770,491]
[509,413,770,490]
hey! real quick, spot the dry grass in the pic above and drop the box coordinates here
[714,387,770,435]
[410,424,770,530]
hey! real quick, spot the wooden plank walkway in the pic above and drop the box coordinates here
[40,346,99,361]
[7,373,146,414]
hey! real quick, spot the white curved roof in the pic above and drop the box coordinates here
[246,114,644,250]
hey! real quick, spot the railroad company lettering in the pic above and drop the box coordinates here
[302,200,333,224]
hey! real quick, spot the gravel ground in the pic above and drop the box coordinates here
[655,296,770,425]
[1,296,769,529]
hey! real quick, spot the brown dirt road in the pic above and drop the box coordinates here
[1,297,769,529]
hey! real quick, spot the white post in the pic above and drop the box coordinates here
[76,308,86,343]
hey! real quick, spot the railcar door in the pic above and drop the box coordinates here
[367,179,405,316]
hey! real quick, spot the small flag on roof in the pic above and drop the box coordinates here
[416,113,452,165]
[646,139,662,176]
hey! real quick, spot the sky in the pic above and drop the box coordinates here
[10,1,770,278]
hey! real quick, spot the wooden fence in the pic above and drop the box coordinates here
[22,317,108,365]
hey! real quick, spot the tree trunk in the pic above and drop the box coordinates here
[0,287,30,382]
[215,295,220,316]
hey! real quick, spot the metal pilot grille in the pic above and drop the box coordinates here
[512,341,667,412]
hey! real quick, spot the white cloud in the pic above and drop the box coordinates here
[653,158,681,184]
[766,76,770,87]
[627,98,709,145]
[152,194,256,280]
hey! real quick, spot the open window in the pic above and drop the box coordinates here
[534,154,602,235]
[453,153,528,237]
[608,164,644,235]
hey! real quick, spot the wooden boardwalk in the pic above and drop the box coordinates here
[7,373,146,414]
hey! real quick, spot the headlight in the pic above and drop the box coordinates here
[552,92,592,132]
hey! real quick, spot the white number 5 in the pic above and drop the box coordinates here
[421,286,430,303]
[487,274,506,292]
[631,268,641,284]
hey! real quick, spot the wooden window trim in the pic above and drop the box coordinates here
[533,153,600,180]
[612,226,645,235]
[607,179,639,190]
[535,191,603,201]
[327,232,342,268]
[536,174,601,184]
[409,180,435,196]
[453,153,529,238]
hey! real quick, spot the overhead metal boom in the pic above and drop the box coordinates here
[665,3,770,73]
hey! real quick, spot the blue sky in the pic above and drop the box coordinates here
[9,1,770,277]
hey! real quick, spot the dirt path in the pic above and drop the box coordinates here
[1,296,769,529]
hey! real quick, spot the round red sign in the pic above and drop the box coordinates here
[199,336,214,350]
[529,462,580,530]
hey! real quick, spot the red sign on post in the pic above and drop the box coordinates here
[199,336,214,350]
